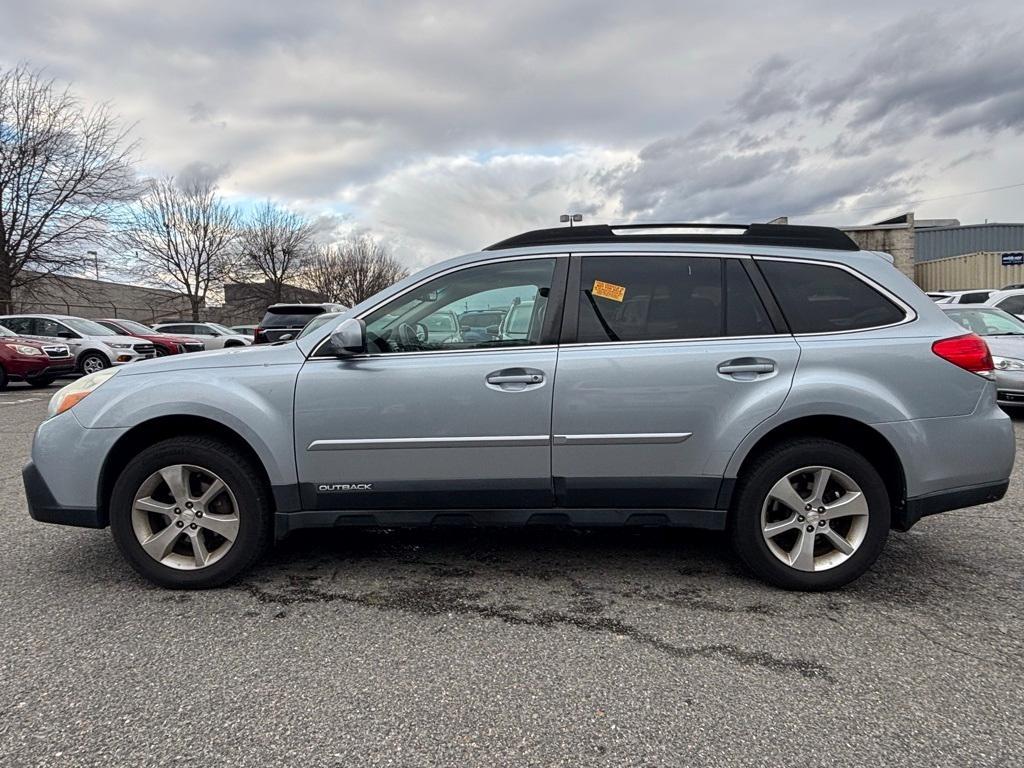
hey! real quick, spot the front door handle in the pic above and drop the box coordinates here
[486,368,545,390]
[717,358,776,377]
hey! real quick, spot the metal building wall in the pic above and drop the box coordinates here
[916,224,1024,262]
[915,252,1024,291]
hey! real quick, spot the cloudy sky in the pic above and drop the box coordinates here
[5,0,1024,268]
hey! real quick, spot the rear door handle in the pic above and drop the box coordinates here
[717,358,776,375]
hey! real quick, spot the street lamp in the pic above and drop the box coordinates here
[559,213,583,227]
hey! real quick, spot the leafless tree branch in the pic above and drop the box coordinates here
[119,175,238,320]
[304,234,407,306]
[0,64,140,312]
[236,201,316,305]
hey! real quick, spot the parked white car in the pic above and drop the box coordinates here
[0,314,156,373]
[152,322,253,350]
[983,289,1024,319]
[930,289,997,305]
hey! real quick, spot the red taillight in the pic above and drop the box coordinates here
[253,327,262,340]
[932,333,994,377]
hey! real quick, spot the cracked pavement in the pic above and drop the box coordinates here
[0,384,1022,767]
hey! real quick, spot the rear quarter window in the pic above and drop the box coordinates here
[758,260,906,334]
[261,310,324,328]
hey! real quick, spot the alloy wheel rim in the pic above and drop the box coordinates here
[83,357,104,374]
[130,464,240,570]
[760,465,870,572]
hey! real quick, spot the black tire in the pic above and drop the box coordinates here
[729,438,890,591]
[224,341,243,348]
[154,346,169,357]
[109,436,272,589]
[79,352,109,375]
[27,375,57,388]
[0,364,7,390]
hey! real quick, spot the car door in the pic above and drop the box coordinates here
[293,256,567,512]
[551,253,800,512]
[174,324,219,348]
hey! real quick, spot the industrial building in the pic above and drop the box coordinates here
[773,213,1024,290]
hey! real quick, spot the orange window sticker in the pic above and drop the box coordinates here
[592,279,626,302]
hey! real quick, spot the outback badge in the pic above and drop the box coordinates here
[318,483,374,492]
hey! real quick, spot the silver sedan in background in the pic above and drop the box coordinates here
[942,305,1024,406]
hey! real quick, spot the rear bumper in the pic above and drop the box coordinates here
[895,480,1009,531]
[23,461,104,528]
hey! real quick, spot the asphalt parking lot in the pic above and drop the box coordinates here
[0,382,1022,767]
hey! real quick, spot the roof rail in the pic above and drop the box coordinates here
[484,222,860,252]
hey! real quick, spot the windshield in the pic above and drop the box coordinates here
[64,317,121,336]
[208,323,235,335]
[0,324,15,337]
[944,308,1024,336]
[114,319,155,335]
[297,313,339,339]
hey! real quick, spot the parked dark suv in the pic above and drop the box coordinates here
[255,303,347,344]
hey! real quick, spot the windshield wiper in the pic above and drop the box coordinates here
[986,332,1024,336]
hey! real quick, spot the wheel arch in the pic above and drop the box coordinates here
[725,415,906,525]
[97,415,277,526]
[76,346,110,368]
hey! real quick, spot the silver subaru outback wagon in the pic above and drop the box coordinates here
[23,223,1015,590]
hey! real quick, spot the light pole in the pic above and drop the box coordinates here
[559,213,583,227]
[87,250,99,280]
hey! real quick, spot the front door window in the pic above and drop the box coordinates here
[361,259,556,354]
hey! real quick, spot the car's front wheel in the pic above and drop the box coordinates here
[729,439,890,590]
[109,436,272,588]
[26,374,57,388]
[79,352,109,375]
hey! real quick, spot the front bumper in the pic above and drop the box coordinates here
[24,410,128,529]
[994,369,1024,404]
[111,352,145,365]
[23,461,104,528]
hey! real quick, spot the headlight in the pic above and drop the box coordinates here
[109,342,132,349]
[4,343,43,356]
[992,356,1024,371]
[47,368,120,418]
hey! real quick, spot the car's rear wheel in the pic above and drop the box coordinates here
[109,436,272,588]
[729,439,890,590]
[80,352,108,375]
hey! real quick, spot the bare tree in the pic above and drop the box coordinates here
[237,201,315,305]
[304,234,407,306]
[0,64,139,313]
[120,176,238,320]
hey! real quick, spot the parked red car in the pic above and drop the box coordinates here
[0,324,75,389]
[95,318,205,356]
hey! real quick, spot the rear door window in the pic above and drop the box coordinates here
[996,295,1024,316]
[758,260,905,333]
[2,317,32,335]
[575,256,774,343]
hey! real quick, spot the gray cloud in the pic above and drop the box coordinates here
[3,0,1024,265]
[175,160,231,190]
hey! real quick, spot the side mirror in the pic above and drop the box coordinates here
[330,318,367,357]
